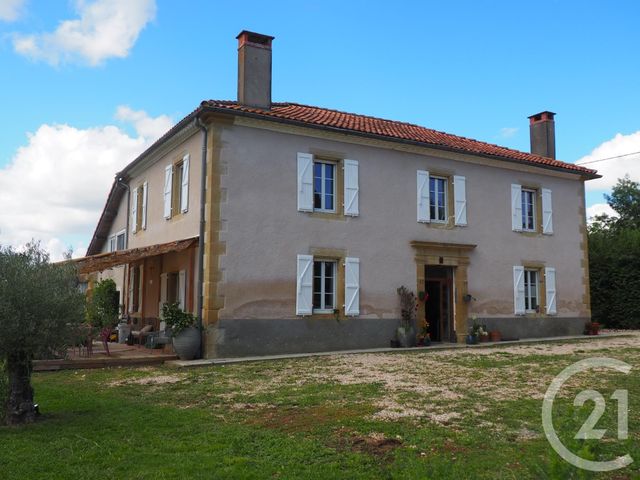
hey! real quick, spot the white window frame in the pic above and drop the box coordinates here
[116,229,126,251]
[524,269,539,313]
[313,260,337,313]
[108,236,117,253]
[313,160,337,213]
[521,188,537,232]
[429,175,448,223]
[108,229,127,252]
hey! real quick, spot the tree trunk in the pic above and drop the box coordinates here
[5,351,37,425]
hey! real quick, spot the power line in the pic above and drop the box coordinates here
[576,150,640,166]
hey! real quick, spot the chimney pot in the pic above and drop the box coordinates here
[528,111,556,159]
[236,30,274,110]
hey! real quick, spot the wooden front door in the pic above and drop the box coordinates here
[425,266,454,342]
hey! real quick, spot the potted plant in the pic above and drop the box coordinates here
[585,321,601,336]
[162,302,200,360]
[466,319,482,345]
[416,317,431,346]
[395,286,417,347]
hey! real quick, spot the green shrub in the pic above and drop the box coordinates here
[161,302,196,335]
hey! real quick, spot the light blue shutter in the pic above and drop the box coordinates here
[343,159,359,216]
[513,266,525,315]
[545,267,557,315]
[344,257,360,316]
[164,165,173,219]
[141,182,148,230]
[453,175,467,226]
[131,187,138,234]
[296,255,313,315]
[417,170,430,223]
[297,153,313,212]
[181,155,190,213]
[542,188,553,235]
[511,184,522,232]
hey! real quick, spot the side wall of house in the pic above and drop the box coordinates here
[205,120,589,357]
[96,128,203,318]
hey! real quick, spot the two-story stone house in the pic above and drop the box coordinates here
[78,31,599,358]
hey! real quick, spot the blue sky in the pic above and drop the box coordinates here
[1,0,639,258]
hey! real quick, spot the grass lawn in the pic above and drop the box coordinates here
[1,334,639,479]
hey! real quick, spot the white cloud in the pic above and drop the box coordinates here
[499,127,518,139]
[12,0,156,66]
[0,0,26,22]
[115,105,171,141]
[0,107,173,260]
[586,203,618,223]
[576,130,640,191]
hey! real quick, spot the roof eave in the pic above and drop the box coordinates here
[201,105,599,180]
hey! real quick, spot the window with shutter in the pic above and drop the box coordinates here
[511,184,522,232]
[131,187,138,234]
[545,267,557,315]
[343,159,359,216]
[542,188,553,235]
[513,266,525,315]
[453,175,467,226]
[141,182,148,230]
[180,155,190,213]
[297,153,314,212]
[164,165,172,219]
[296,254,313,315]
[417,170,430,223]
[344,257,360,316]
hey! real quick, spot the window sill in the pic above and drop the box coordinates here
[422,219,458,229]
[305,210,346,221]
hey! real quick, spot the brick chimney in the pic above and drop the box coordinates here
[528,111,556,159]
[237,30,274,110]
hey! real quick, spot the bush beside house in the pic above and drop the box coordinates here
[588,175,640,329]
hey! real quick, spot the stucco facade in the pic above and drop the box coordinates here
[198,117,590,356]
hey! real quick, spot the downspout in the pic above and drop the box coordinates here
[116,175,130,248]
[116,175,130,319]
[195,117,208,358]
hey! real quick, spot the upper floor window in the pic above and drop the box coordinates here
[417,171,467,226]
[521,188,536,231]
[429,176,448,223]
[511,184,553,235]
[108,230,126,252]
[164,154,190,220]
[131,182,148,234]
[297,153,359,217]
[313,161,336,212]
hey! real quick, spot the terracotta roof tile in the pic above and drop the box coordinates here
[201,100,598,177]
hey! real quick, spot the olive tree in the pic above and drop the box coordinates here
[0,243,84,425]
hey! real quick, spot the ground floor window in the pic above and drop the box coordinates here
[524,269,539,313]
[313,260,336,313]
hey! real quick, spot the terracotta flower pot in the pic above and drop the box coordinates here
[489,331,501,342]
